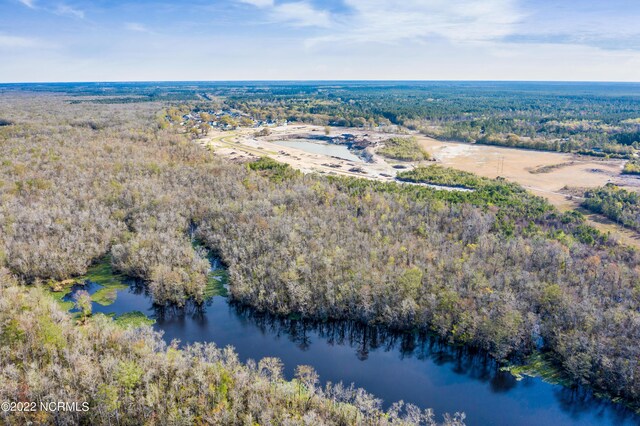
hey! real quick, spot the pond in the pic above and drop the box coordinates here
[272,139,364,163]
[57,260,640,426]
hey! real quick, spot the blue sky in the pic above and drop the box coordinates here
[1,0,639,82]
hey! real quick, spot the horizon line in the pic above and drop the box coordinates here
[2,79,640,85]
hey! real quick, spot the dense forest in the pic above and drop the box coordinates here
[1,89,640,419]
[581,184,640,232]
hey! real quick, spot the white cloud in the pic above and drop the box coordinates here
[238,0,521,44]
[239,0,331,28]
[17,0,86,19]
[0,34,40,49]
[310,0,521,45]
[272,2,331,28]
[125,22,153,33]
[508,3,640,50]
[55,4,85,19]
[18,0,36,9]
[239,0,274,7]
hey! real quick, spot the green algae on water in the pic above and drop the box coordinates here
[205,267,228,298]
[113,311,156,328]
[501,352,569,387]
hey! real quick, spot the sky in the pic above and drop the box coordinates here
[1,0,639,82]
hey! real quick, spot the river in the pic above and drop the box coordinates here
[59,260,640,426]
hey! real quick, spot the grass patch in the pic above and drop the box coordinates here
[377,137,430,161]
[529,162,576,174]
[502,352,640,412]
[206,268,228,298]
[48,286,76,311]
[501,352,570,386]
[91,286,127,306]
[84,257,129,306]
[84,257,127,287]
[48,257,130,310]
[190,239,229,299]
[113,311,155,328]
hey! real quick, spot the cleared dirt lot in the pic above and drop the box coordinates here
[416,135,640,208]
[202,125,416,180]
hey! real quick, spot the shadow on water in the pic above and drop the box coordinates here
[147,298,640,425]
[224,305,522,393]
[61,260,640,426]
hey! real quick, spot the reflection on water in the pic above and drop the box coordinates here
[65,277,640,426]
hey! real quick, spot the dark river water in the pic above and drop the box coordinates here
[64,274,640,426]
